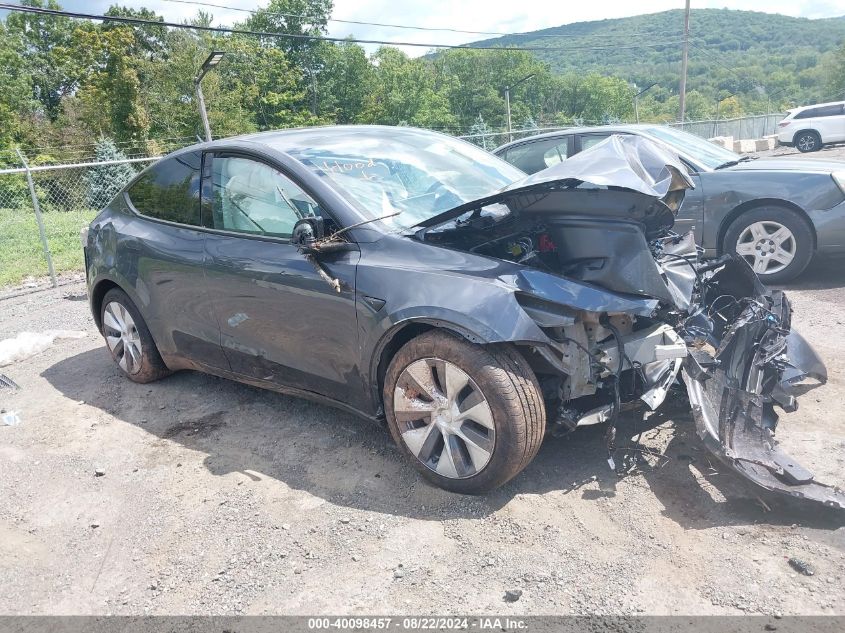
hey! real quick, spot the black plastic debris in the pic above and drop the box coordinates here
[0,374,19,390]
[503,589,523,603]
[787,557,814,576]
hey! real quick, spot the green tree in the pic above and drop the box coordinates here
[468,114,494,149]
[360,47,456,130]
[5,0,83,121]
[826,44,845,101]
[243,0,334,115]
[320,39,374,123]
[85,138,137,208]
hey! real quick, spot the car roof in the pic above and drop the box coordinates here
[190,124,461,153]
[492,124,659,154]
[787,100,845,113]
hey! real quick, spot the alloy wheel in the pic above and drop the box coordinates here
[735,220,796,275]
[103,301,143,375]
[797,134,817,152]
[393,358,495,479]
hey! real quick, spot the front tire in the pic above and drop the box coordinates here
[723,207,814,283]
[384,331,545,494]
[100,288,171,383]
[794,130,821,153]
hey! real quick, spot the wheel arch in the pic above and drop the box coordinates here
[792,128,822,146]
[369,318,492,419]
[716,198,817,255]
[90,278,123,333]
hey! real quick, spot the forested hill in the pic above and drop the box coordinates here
[468,9,845,106]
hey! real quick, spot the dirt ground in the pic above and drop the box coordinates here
[2,148,845,617]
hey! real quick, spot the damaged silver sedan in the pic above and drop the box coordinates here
[84,126,839,507]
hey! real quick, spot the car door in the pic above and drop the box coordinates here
[200,152,363,406]
[500,136,574,174]
[822,104,845,143]
[577,132,704,242]
[122,151,228,370]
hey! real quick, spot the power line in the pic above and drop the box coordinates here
[0,4,684,52]
[157,0,665,39]
[688,41,763,95]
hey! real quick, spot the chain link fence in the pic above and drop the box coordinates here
[1,156,157,289]
[669,113,784,140]
[0,157,156,215]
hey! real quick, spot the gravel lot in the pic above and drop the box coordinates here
[2,146,845,617]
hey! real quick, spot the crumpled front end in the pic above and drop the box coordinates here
[418,133,840,508]
[679,256,840,508]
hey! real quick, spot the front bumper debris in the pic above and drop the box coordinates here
[679,258,842,509]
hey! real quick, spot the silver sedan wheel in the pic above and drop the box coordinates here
[393,358,495,479]
[103,301,143,375]
[735,221,796,275]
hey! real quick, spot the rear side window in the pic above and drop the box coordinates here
[127,152,202,225]
[795,104,844,119]
[502,137,571,174]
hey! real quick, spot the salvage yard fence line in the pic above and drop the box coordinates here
[670,113,785,141]
[1,113,785,290]
[0,156,159,288]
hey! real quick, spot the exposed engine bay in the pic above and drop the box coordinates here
[415,135,842,509]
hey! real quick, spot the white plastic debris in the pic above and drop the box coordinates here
[0,330,87,367]
[1,411,22,426]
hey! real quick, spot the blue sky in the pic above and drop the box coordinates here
[7,0,845,56]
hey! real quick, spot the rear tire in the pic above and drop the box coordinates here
[384,330,545,494]
[100,288,171,383]
[723,206,814,284]
[794,130,821,153]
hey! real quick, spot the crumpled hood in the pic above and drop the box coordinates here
[415,134,694,229]
[506,134,695,199]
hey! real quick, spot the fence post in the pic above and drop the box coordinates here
[15,148,57,289]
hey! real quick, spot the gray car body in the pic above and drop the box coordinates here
[84,127,658,423]
[493,124,845,257]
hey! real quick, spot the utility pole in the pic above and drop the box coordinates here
[503,73,535,142]
[634,83,657,124]
[505,87,512,141]
[678,0,691,123]
[194,51,225,142]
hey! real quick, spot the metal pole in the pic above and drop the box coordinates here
[505,87,512,142]
[195,80,212,142]
[678,0,691,123]
[15,148,57,288]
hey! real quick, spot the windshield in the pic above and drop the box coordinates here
[645,126,741,170]
[282,128,525,228]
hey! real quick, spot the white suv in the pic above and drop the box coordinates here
[777,101,845,152]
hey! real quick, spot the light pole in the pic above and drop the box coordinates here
[195,51,225,142]
[504,73,535,142]
[633,82,657,124]
[715,91,735,137]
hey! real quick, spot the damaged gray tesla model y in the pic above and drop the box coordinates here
[83,126,840,508]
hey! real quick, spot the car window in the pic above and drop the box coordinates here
[580,134,612,151]
[502,137,571,174]
[210,156,324,239]
[127,152,201,225]
[795,104,844,119]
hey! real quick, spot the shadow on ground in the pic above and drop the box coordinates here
[775,253,845,291]
[42,347,845,531]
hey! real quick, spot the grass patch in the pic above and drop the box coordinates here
[0,208,98,287]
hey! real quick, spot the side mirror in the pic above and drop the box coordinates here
[292,217,325,252]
